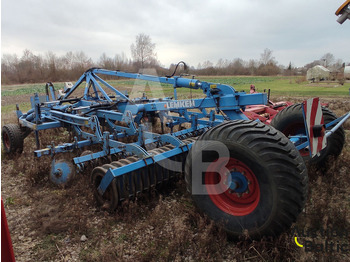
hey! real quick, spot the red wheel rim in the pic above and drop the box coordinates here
[3,132,10,149]
[205,157,260,216]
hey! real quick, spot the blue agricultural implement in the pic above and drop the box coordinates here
[2,64,349,239]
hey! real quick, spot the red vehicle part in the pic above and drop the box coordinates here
[205,157,260,216]
[244,101,293,124]
[1,199,16,262]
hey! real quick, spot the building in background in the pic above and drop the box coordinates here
[306,65,330,82]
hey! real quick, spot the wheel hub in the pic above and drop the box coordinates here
[54,168,63,178]
[205,157,260,216]
[228,171,249,193]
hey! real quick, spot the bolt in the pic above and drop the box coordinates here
[247,180,251,185]
[54,169,63,178]
[236,193,242,198]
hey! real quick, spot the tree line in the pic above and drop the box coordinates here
[1,50,133,84]
[1,34,348,84]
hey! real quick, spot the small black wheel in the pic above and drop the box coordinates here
[91,167,119,211]
[270,104,345,165]
[2,124,24,154]
[185,120,308,239]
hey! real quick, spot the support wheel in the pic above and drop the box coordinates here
[2,124,24,154]
[270,104,345,165]
[91,167,119,211]
[185,120,308,239]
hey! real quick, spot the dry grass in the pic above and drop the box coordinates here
[1,96,349,261]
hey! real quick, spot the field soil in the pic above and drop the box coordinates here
[1,95,350,261]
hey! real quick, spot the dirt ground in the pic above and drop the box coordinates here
[1,96,350,261]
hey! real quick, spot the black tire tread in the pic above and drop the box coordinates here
[270,104,345,165]
[2,123,24,154]
[185,120,308,239]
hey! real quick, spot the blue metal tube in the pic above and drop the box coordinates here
[91,69,203,89]
[93,73,130,101]
[48,110,90,126]
[174,77,201,89]
[62,73,86,99]
[89,76,113,102]
[93,69,176,85]
[326,112,350,138]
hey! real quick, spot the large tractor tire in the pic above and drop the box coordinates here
[270,104,345,165]
[2,124,24,154]
[185,120,308,239]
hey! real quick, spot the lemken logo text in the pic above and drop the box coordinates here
[166,100,195,109]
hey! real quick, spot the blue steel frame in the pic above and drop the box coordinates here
[15,68,350,194]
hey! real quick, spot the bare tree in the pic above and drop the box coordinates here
[260,48,276,65]
[130,33,157,68]
[1,54,19,84]
[230,58,249,75]
[320,53,335,67]
[99,53,115,69]
[114,52,130,70]
[334,59,344,69]
[257,48,280,75]
[247,59,257,75]
[216,58,229,68]
[202,60,214,69]
[46,51,58,81]
[74,51,93,71]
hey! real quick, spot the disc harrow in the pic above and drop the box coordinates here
[2,64,349,239]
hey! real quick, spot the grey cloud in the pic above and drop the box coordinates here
[2,0,349,67]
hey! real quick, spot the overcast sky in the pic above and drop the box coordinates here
[1,0,349,68]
